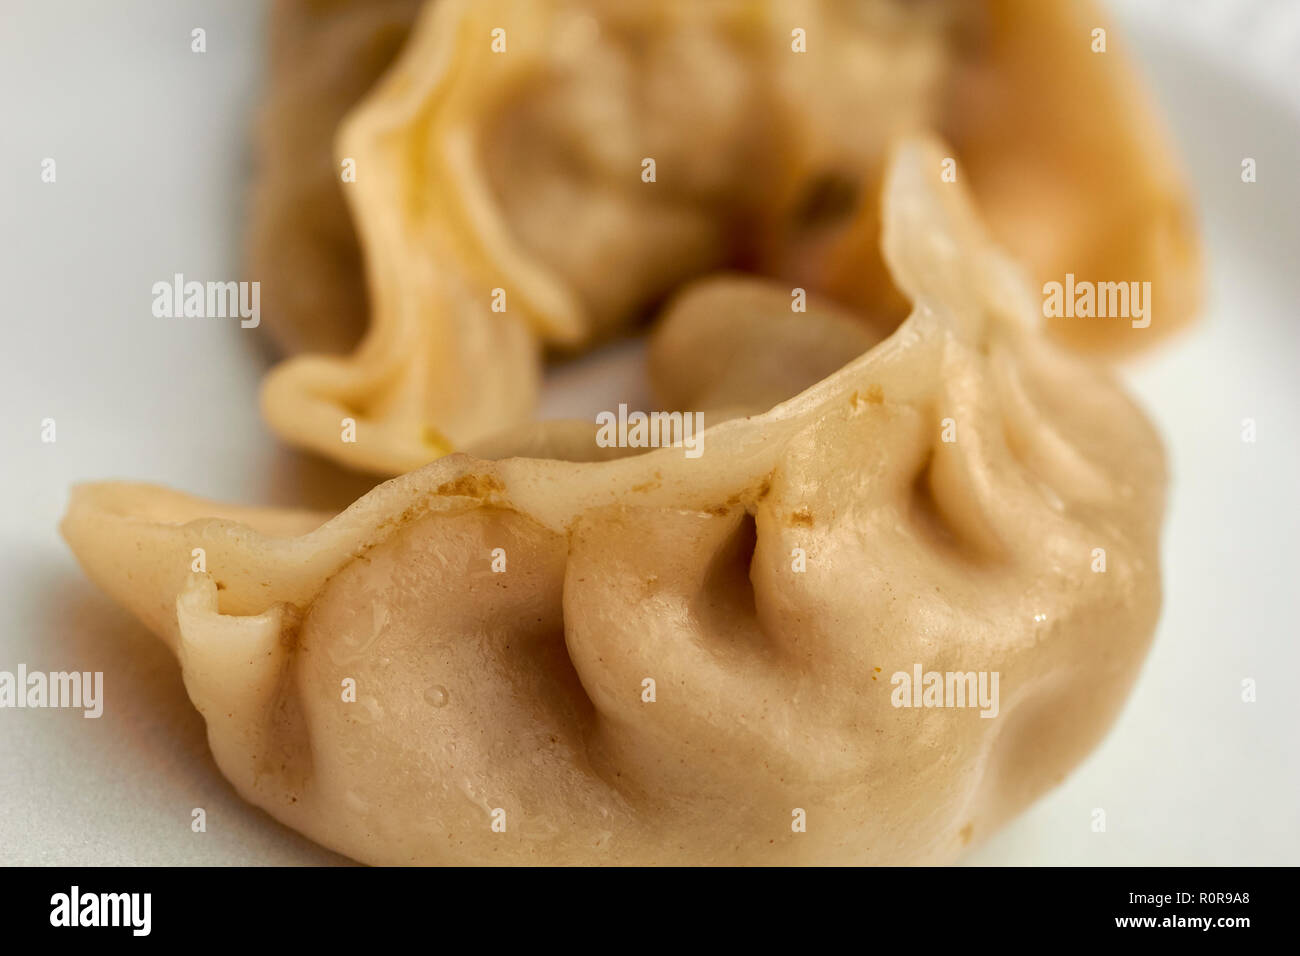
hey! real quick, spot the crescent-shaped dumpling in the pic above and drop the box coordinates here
[65,140,1164,865]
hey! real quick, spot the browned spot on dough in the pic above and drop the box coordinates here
[436,474,504,498]
[789,507,814,527]
[959,822,973,846]
[719,474,774,513]
[851,384,885,409]
[632,469,663,494]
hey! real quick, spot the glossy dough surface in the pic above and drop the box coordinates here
[66,142,1165,864]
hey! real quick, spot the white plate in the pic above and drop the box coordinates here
[0,0,1296,865]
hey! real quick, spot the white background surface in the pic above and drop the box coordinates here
[0,1,1296,865]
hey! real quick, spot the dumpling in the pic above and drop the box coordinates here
[939,0,1203,354]
[65,140,1165,865]
[247,0,423,356]
[255,0,1199,475]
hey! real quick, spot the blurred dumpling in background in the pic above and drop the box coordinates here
[247,0,422,356]
[943,0,1202,353]
[252,0,1200,475]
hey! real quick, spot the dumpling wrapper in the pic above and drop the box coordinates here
[66,140,1165,865]
[255,0,1199,475]
[942,0,1202,353]
[247,0,423,356]
[647,274,890,416]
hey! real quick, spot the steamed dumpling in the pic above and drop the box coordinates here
[256,0,1199,475]
[942,0,1202,353]
[66,140,1164,865]
[247,0,423,356]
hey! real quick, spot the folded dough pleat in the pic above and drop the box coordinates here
[943,0,1203,353]
[248,0,424,356]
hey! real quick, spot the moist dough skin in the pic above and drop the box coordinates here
[65,142,1165,865]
